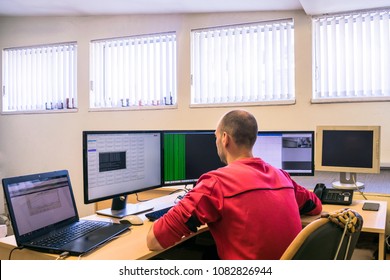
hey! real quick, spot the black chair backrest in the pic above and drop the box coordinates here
[281,209,364,260]
[291,217,362,260]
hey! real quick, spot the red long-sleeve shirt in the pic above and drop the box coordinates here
[153,157,322,259]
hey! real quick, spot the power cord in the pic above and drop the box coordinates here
[352,175,368,200]
[173,185,193,203]
[135,185,191,203]
[8,246,24,260]
[135,186,190,203]
[56,251,70,260]
[10,248,70,260]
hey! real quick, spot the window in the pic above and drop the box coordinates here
[191,19,295,106]
[312,9,390,102]
[2,42,77,113]
[90,32,177,109]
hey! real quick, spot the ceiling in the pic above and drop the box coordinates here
[0,0,389,17]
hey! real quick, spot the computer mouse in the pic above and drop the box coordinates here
[119,215,144,226]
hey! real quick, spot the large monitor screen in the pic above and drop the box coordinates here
[315,126,381,189]
[83,131,162,218]
[162,130,225,186]
[162,130,315,187]
[254,131,315,176]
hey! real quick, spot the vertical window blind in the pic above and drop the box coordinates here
[191,19,295,106]
[90,32,177,109]
[313,10,390,102]
[2,42,77,112]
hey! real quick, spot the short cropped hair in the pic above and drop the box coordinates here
[219,110,258,149]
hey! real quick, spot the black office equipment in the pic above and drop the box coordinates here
[83,131,162,218]
[162,130,315,187]
[162,130,225,186]
[362,202,380,211]
[2,170,129,256]
[313,183,353,205]
[145,206,173,221]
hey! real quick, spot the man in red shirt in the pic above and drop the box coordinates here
[147,110,322,259]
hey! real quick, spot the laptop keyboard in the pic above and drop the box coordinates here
[31,220,108,248]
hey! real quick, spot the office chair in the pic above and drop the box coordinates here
[281,208,363,260]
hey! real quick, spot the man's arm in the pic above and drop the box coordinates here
[147,224,164,251]
[283,171,322,215]
[296,185,322,215]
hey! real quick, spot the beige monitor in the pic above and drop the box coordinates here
[315,125,381,189]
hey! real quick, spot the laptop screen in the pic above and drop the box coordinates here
[4,171,77,237]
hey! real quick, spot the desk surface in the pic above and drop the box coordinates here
[0,195,387,260]
[301,200,387,234]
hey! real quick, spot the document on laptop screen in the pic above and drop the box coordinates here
[7,176,76,235]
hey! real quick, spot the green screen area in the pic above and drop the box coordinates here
[164,134,186,181]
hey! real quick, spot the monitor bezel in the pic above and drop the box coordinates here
[315,125,381,174]
[256,130,315,176]
[82,130,163,205]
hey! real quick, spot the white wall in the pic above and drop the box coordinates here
[1,10,390,217]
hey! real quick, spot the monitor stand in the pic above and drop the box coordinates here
[332,172,364,190]
[95,195,154,219]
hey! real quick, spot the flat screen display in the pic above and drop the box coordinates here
[254,131,315,176]
[162,130,225,186]
[83,131,162,204]
[315,126,380,174]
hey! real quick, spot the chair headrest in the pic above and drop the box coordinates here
[321,208,362,234]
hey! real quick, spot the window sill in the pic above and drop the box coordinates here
[88,104,177,112]
[311,96,390,104]
[1,108,78,115]
[190,99,296,108]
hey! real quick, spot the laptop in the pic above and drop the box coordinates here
[2,170,130,256]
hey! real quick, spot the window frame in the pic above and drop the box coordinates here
[1,42,78,114]
[89,32,177,111]
[312,9,390,104]
[190,19,296,108]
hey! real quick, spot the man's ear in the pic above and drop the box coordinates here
[222,131,230,147]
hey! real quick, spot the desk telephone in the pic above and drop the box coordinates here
[313,183,353,205]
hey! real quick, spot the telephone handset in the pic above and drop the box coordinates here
[313,183,353,205]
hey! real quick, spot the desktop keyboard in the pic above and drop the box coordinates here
[145,206,173,221]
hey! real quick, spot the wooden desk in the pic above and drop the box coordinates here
[301,200,388,260]
[0,197,387,260]
[0,192,187,260]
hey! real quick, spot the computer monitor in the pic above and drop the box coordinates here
[82,131,162,218]
[162,130,225,186]
[315,126,381,189]
[253,131,315,176]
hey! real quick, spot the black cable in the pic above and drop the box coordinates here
[8,246,24,260]
[169,188,187,195]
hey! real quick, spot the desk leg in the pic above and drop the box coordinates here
[378,233,385,260]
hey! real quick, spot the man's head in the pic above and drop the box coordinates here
[215,110,258,164]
